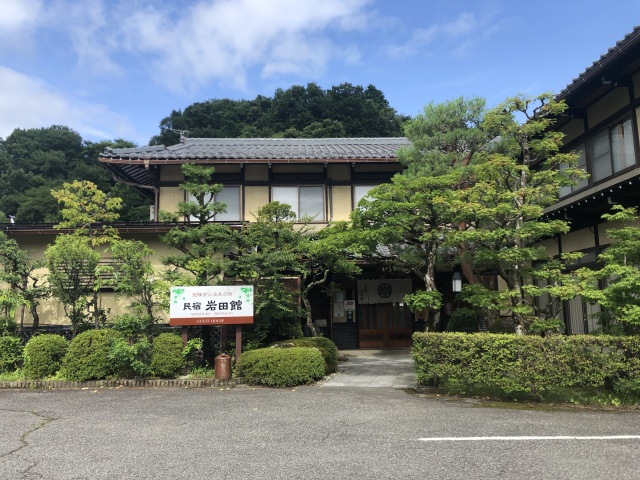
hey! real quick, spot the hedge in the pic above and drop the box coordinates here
[0,335,24,373]
[412,332,640,402]
[60,329,122,381]
[236,347,325,387]
[23,334,68,379]
[271,337,339,374]
[150,333,185,378]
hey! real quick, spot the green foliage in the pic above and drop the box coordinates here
[150,83,407,145]
[0,335,23,372]
[22,334,68,379]
[182,338,204,370]
[52,180,122,244]
[272,337,339,374]
[446,307,482,333]
[60,329,122,381]
[108,338,152,378]
[110,314,153,340]
[570,206,640,327]
[106,240,164,325]
[412,333,640,403]
[0,232,50,330]
[151,333,186,378]
[0,127,147,222]
[236,347,325,387]
[444,93,588,327]
[46,235,101,333]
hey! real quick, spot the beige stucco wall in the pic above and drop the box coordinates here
[244,186,269,220]
[598,216,640,245]
[561,227,596,252]
[538,237,559,258]
[159,187,183,215]
[587,88,629,128]
[560,118,585,145]
[330,186,353,221]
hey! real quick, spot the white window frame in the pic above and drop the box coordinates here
[186,186,241,222]
[272,185,325,221]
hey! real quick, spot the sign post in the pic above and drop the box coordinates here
[170,285,254,361]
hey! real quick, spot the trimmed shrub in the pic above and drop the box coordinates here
[272,337,339,374]
[412,332,640,403]
[22,334,68,379]
[109,338,152,378]
[446,307,481,333]
[60,329,122,381]
[150,333,185,378]
[0,335,24,373]
[236,347,325,387]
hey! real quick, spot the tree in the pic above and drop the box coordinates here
[106,239,166,332]
[0,232,50,331]
[52,180,122,328]
[0,127,149,222]
[46,235,101,335]
[569,206,640,333]
[234,202,358,337]
[445,93,588,330]
[150,83,408,145]
[351,173,460,329]
[160,163,235,363]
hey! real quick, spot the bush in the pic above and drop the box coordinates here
[446,307,481,333]
[236,347,325,387]
[22,334,68,379]
[272,337,339,374]
[151,333,185,378]
[109,338,152,378]
[0,335,24,373]
[60,329,122,381]
[412,332,640,403]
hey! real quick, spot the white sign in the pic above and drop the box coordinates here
[333,302,345,317]
[169,285,254,326]
[344,300,356,311]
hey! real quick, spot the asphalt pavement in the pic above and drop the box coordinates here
[2,361,640,479]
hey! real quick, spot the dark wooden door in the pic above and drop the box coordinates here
[357,303,413,348]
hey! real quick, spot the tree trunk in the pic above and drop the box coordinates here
[302,293,319,337]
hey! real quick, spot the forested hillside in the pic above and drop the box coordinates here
[0,126,149,222]
[150,83,409,145]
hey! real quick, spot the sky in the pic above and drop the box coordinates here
[1,0,639,146]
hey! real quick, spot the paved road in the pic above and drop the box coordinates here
[322,348,416,388]
[1,386,639,479]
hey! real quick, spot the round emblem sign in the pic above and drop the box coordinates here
[377,282,392,298]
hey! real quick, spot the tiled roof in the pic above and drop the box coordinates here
[101,137,410,162]
[558,26,640,101]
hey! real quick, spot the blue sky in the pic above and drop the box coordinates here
[1,0,639,146]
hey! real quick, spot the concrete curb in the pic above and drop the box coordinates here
[0,378,244,390]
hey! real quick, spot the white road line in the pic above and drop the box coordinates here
[418,435,640,442]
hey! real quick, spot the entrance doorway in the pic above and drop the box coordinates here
[357,302,413,348]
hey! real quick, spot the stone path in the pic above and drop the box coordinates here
[321,348,416,388]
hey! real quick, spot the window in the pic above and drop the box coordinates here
[354,185,376,207]
[559,145,588,198]
[272,186,325,221]
[588,117,636,183]
[187,186,241,221]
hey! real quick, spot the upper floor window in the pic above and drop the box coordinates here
[589,117,635,183]
[559,145,588,198]
[272,186,325,221]
[187,186,241,222]
[354,185,376,208]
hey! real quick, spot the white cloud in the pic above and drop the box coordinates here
[0,67,139,142]
[385,12,490,59]
[115,0,372,93]
[0,0,44,50]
